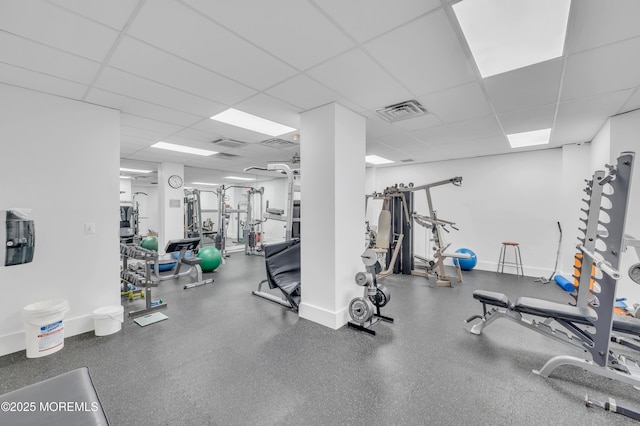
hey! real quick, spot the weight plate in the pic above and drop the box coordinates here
[369,284,391,307]
[349,297,374,324]
[354,272,372,286]
[361,249,378,267]
[629,263,640,285]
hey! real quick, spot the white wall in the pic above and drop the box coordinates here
[0,84,120,356]
[368,149,564,277]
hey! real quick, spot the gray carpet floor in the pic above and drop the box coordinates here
[1,253,639,425]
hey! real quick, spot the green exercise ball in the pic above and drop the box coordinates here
[197,246,222,272]
[140,236,158,251]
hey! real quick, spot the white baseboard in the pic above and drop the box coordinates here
[298,302,348,330]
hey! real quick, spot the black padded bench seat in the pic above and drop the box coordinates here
[0,367,109,425]
[473,290,511,308]
[515,297,597,325]
[471,290,597,325]
[612,315,640,335]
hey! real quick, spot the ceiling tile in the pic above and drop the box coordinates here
[172,127,224,144]
[561,36,640,101]
[0,31,100,84]
[374,133,425,151]
[94,67,226,117]
[410,125,462,146]
[121,125,171,141]
[315,0,440,43]
[484,59,563,114]
[364,10,477,95]
[120,135,153,147]
[232,93,302,129]
[0,0,119,62]
[566,0,640,54]
[49,0,139,30]
[553,89,634,144]
[418,82,492,123]
[120,113,184,135]
[307,48,412,110]
[108,37,256,106]
[128,0,296,90]
[447,116,503,141]
[85,88,203,127]
[497,104,556,134]
[266,74,342,111]
[365,140,408,161]
[185,0,354,70]
[0,62,86,100]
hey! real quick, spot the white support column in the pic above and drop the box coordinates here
[157,162,184,252]
[299,103,366,329]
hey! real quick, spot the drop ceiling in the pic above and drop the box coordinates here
[1,0,639,185]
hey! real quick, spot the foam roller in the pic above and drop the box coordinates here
[554,275,576,292]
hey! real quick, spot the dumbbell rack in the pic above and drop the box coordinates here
[119,244,167,318]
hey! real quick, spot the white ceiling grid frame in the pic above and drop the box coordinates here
[306,47,413,110]
[47,0,141,30]
[0,62,87,100]
[552,89,635,144]
[126,0,297,90]
[232,93,302,130]
[364,9,477,97]
[565,0,640,54]
[0,0,119,62]
[561,35,640,102]
[0,31,101,84]
[418,81,493,124]
[85,88,203,127]
[483,59,564,114]
[120,113,185,135]
[107,36,258,106]
[497,104,556,136]
[94,67,226,117]
[447,115,504,142]
[183,0,355,71]
[313,0,441,43]
[265,74,356,112]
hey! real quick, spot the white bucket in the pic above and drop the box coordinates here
[22,299,70,358]
[93,305,124,336]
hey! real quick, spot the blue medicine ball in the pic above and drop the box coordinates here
[453,248,477,271]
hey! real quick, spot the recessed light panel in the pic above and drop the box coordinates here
[192,182,219,186]
[151,142,217,156]
[225,176,255,181]
[453,0,571,78]
[365,155,394,165]
[210,108,296,137]
[120,167,152,173]
[507,128,551,148]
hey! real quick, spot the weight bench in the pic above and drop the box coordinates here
[152,238,214,290]
[252,239,301,311]
[466,152,640,390]
[0,367,109,425]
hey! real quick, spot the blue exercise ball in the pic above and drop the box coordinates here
[453,248,477,271]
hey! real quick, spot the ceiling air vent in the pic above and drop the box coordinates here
[376,100,428,123]
[401,159,415,163]
[215,152,240,160]
[260,138,298,149]
[211,138,247,148]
